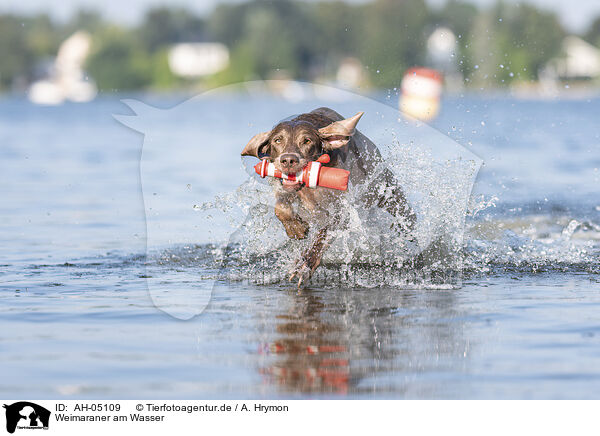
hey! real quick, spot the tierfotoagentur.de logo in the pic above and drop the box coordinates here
[3,402,50,434]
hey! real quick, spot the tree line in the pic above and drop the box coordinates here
[1,0,599,93]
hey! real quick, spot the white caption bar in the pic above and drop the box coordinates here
[1,400,598,436]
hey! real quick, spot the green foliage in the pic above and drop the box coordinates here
[86,27,153,91]
[0,15,35,90]
[24,14,60,59]
[433,0,478,40]
[63,9,105,36]
[0,0,590,92]
[357,0,429,88]
[464,1,565,87]
[429,0,478,77]
[207,42,258,87]
[209,0,318,80]
[150,49,180,89]
[312,1,361,57]
[138,7,206,52]
[585,17,600,47]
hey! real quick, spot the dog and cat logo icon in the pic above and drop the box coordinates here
[3,402,50,433]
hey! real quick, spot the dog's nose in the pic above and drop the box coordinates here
[280,153,300,170]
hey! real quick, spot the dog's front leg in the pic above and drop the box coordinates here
[275,199,309,240]
[289,226,331,289]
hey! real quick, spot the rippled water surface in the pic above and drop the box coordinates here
[1,92,599,398]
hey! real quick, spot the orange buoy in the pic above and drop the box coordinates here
[400,67,443,121]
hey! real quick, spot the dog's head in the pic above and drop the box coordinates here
[242,112,363,191]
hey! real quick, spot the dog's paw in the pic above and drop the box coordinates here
[289,250,322,289]
[289,263,312,289]
[285,220,309,240]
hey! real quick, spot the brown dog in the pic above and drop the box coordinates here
[242,107,416,287]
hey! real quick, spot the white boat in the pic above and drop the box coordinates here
[28,31,97,105]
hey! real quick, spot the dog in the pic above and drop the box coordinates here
[242,107,416,288]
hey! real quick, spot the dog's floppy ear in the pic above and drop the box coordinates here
[318,112,364,150]
[241,131,271,158]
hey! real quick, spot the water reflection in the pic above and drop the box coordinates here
[256,287,470,396]
[258,291,351,394]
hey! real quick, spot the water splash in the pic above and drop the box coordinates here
[205,128,481,289]
[465,214,600,275]
[116,81,481,318]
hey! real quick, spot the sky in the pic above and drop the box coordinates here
[1,0,598,33]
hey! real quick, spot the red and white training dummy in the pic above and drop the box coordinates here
[253,154,350,191]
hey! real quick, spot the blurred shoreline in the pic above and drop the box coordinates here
[2,0,600,101]
[2,86,600,107]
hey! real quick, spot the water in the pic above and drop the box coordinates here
[1,90,599,399]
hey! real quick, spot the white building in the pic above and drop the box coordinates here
[28,31,97,105]
[168,43,230,77]
[543,36,600,80]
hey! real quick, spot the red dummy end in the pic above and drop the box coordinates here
[254,160,268,178]
[318,167,349,191]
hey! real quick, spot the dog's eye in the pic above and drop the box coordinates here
[274,137,282,144]
[303,138,312,145]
